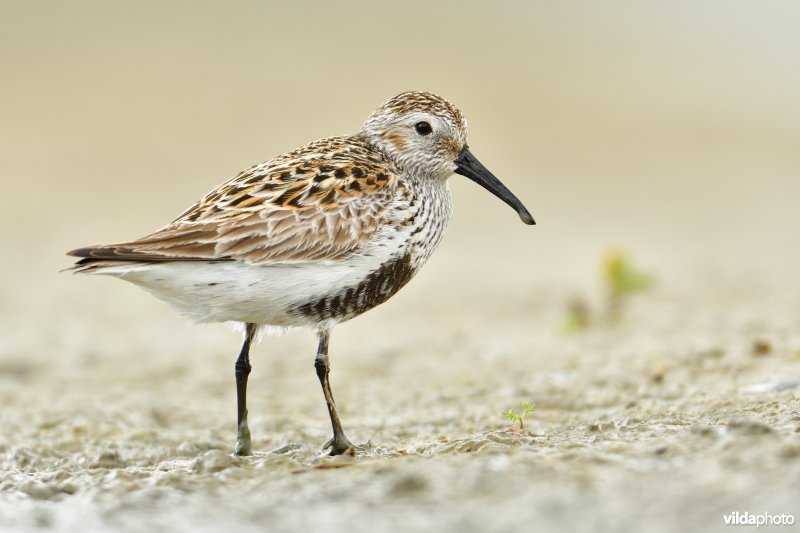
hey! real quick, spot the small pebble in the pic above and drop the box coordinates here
[90,450,126,469]
[389,473,429,496]
[192,449,237,474]
[743,378,798,395]
[727,417,774,436]
[751,338,772,356]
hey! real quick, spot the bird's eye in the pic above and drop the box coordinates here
[415,121,433,136]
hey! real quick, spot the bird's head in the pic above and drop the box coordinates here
[360,91,535,225]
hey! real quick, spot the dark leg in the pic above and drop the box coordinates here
[234,323,257,456]
[314,329,355,456]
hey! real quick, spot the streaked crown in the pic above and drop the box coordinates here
[359,91,469,180]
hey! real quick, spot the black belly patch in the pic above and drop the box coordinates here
[294,253,416,321]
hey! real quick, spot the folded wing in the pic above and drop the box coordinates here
[69,136,397,269]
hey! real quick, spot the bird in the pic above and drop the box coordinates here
[67,91,535,456]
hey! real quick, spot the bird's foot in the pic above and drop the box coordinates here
[322,434,357,456]
[234,415,253,456]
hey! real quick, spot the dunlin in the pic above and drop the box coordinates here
[68,91,535,456]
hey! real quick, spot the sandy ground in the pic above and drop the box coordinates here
[1,259,798,532]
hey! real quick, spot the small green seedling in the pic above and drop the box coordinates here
[562,296,591,334]
[560,249,654,334]
[604,249,654,321]
[503,402,535,430]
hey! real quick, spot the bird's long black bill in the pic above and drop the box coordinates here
[454,147,535,225]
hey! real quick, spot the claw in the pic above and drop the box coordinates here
[235,437,252,456]
[322,435,356,456]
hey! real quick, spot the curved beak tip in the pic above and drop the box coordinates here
[454,147,536,228]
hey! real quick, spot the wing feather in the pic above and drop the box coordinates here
[69,136,399,268]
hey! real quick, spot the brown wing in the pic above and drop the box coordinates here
[69,136,398,266]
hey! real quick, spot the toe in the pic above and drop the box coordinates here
[326,436,356,456]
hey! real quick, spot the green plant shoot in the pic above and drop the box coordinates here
[503,402,535,430]
[604,249,654,320]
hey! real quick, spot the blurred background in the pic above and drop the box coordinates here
[1,2,799,531]
[2,0,798,294]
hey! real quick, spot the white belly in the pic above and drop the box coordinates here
[111,252,396,328]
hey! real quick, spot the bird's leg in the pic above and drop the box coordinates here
[314,329,355,456]
[234,323,257,456]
